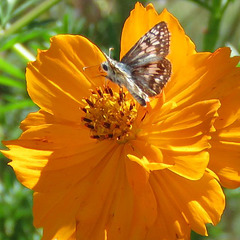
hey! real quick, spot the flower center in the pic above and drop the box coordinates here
[81,86,138,143]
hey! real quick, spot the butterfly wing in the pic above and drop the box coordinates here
[131,59,171,97]
[121,21,171,97]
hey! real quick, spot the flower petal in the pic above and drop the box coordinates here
[146,170,225,239]
[34,191,77,240]
[2,123,114,190]
[125,140,174,172]
[166,47,240,109]
[20,110,54,131]
[214,87,240,129]
[140,99,220,180]
[107,158,157,240]
[30,143,122,240]
[27,35,105,121]
[209,87,240,188]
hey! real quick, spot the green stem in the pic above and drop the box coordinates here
[203,13,221,51]
[203,0,233,51]
[13,43,35,62]
[2,0,61,38]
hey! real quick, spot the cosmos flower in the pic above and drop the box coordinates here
[2,2,240,240]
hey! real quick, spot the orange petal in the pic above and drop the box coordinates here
[2,143,51,189]
[125,140,174,172]
[165,52,210,105]
[209,141,240,188]
[208,88,240,188]
[106,155,157,240]
[34,191,77,240]
[146,170,225,238]
[20,110,54,131]
[20,108,85,132]
[2,124,115,190]
[140,99,220,180]
[214,87,240,129]
[31,144,123,240]
[166,47,240,109]
[27,35,105,121]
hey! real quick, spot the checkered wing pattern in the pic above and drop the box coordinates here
[121,21,171,96]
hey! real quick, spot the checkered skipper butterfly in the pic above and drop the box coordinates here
[101,21,171,106]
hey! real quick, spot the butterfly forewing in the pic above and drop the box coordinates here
[121,21,170,66]
[120,21,171,99]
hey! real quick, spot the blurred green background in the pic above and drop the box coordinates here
[0,0,240,239]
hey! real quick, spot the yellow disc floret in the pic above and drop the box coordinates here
[82,86,138,143]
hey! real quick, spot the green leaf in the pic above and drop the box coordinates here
[0,99,35,114]
[0,28,52,51]
[12,0,40,19]
[0,75,25,89]
[0,58,25,79]
[0,0,17,27]
[2,0,61,38]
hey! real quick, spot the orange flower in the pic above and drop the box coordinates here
[2,2,240,240]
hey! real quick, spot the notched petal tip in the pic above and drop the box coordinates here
[120,1,196,75]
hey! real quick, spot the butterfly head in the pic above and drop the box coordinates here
[101,53,117,71]
[101,53,128,86]
[101,57,113,75]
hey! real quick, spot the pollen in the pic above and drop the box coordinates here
[81,86,138,143]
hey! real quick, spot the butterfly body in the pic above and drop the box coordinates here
[102,54,150,106]
[101,21,171,106]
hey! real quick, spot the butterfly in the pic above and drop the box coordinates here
[101,21,171,107]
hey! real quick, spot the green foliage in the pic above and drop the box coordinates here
[189,0,236,51]
[0,160,42,240]
[0,0,239,239]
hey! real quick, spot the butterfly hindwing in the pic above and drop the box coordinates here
[130,58,171,96]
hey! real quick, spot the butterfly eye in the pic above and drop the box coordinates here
[102,63,108,72]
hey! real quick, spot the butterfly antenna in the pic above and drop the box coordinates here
[108,48,114,57]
